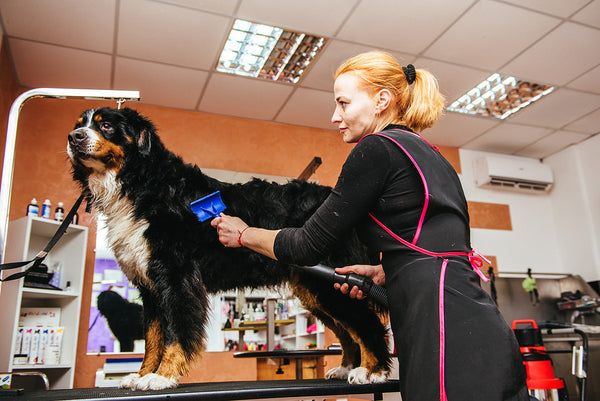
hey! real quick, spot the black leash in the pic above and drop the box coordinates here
[0,192,88,282]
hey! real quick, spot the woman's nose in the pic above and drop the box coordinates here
[331,110,341,124]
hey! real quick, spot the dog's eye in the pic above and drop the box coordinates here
[100,122,112,131]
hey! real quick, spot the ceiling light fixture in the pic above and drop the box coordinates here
[447,73,554,120]
[217,19,326,84]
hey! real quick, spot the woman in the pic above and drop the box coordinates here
[211,51,527,401]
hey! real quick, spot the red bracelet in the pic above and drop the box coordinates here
[238,226,250,247]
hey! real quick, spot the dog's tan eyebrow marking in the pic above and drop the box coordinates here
[77,117,84,124]
[94,114,103,122]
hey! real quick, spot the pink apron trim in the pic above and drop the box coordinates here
[439,259,449,401]
[359,132,429,245]
[368,212,490,282]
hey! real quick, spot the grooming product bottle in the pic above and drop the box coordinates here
[27,198,39,217]
[54,202,64,222]
[41,199,51,219]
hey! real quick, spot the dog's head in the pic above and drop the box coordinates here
[67,107,159,181]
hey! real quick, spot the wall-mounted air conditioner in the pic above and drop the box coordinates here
[473,155,554,192]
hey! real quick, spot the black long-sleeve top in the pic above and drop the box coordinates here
[273,125,471,266]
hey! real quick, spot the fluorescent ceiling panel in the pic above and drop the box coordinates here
[217,19,326,84]
[448,73,554,120]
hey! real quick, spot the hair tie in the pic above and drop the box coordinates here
[402,64,416,85]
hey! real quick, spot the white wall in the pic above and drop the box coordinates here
[458,135,600,282]
[459,150,563,275]
[545,134,600,281]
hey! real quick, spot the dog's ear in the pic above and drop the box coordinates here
[121,108,155,156]
[137,127,152,155]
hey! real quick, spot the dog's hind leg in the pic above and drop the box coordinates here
[293,281,391,384]
[309,307,361,380]
[291,283,363,380]
[338,310,390,385]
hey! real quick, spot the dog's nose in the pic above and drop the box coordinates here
[68,128,88,145]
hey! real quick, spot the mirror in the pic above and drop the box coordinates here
[87,215,145,353]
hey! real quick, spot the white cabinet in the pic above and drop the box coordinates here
[0,216,87,389]
[279,309,326,350]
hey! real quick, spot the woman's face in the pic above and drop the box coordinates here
[331,72,379,143]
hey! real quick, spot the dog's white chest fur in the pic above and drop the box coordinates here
[89,171,151,287]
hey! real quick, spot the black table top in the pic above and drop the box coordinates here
[11,379,400,400]
[233,349,342,358]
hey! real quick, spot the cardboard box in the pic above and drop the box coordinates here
[19,307,61,327]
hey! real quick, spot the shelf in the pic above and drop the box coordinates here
[12,364,71,370]
[28,216,85,238]
[222,318,295,331]
[240,319,296,327]
[297,331,323,338]
[22,288,79,299]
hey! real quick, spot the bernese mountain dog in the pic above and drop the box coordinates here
[67,107,390,390]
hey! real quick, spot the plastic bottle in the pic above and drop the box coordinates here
[41,199,51,219]
[27,198,39,217]
[54,202,64,222]
[72,212,79,225]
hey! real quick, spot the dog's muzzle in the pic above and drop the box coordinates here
[68,127,96,159]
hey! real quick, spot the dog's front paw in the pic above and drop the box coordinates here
[347,367,389,384]
[132,373,178,390]
[119,373,140,389]
[325,366,351,380]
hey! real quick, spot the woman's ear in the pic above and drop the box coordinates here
[375,89,392,113]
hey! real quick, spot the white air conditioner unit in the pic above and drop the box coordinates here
[474,155,554,192]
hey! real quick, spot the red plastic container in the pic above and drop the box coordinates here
[512,319,568,400]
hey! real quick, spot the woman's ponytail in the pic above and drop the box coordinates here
[403,69,446,132]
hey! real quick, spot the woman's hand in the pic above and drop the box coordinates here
[333,264,385,300]
[211,213,249,248]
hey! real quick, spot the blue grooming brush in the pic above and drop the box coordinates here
[190,191,227,222]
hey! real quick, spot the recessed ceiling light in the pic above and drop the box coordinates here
[447,73,554,119]
[217,19,326,84]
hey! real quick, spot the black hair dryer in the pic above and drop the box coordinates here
[295,264,388,308]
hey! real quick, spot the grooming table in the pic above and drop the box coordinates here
[12,379,400,400]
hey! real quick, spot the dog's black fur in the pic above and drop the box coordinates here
[67,107,390,390]
[97,290,144,352]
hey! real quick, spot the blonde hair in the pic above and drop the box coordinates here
[335,51,445,133]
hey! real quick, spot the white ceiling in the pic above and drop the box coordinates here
[1,0,599,159]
